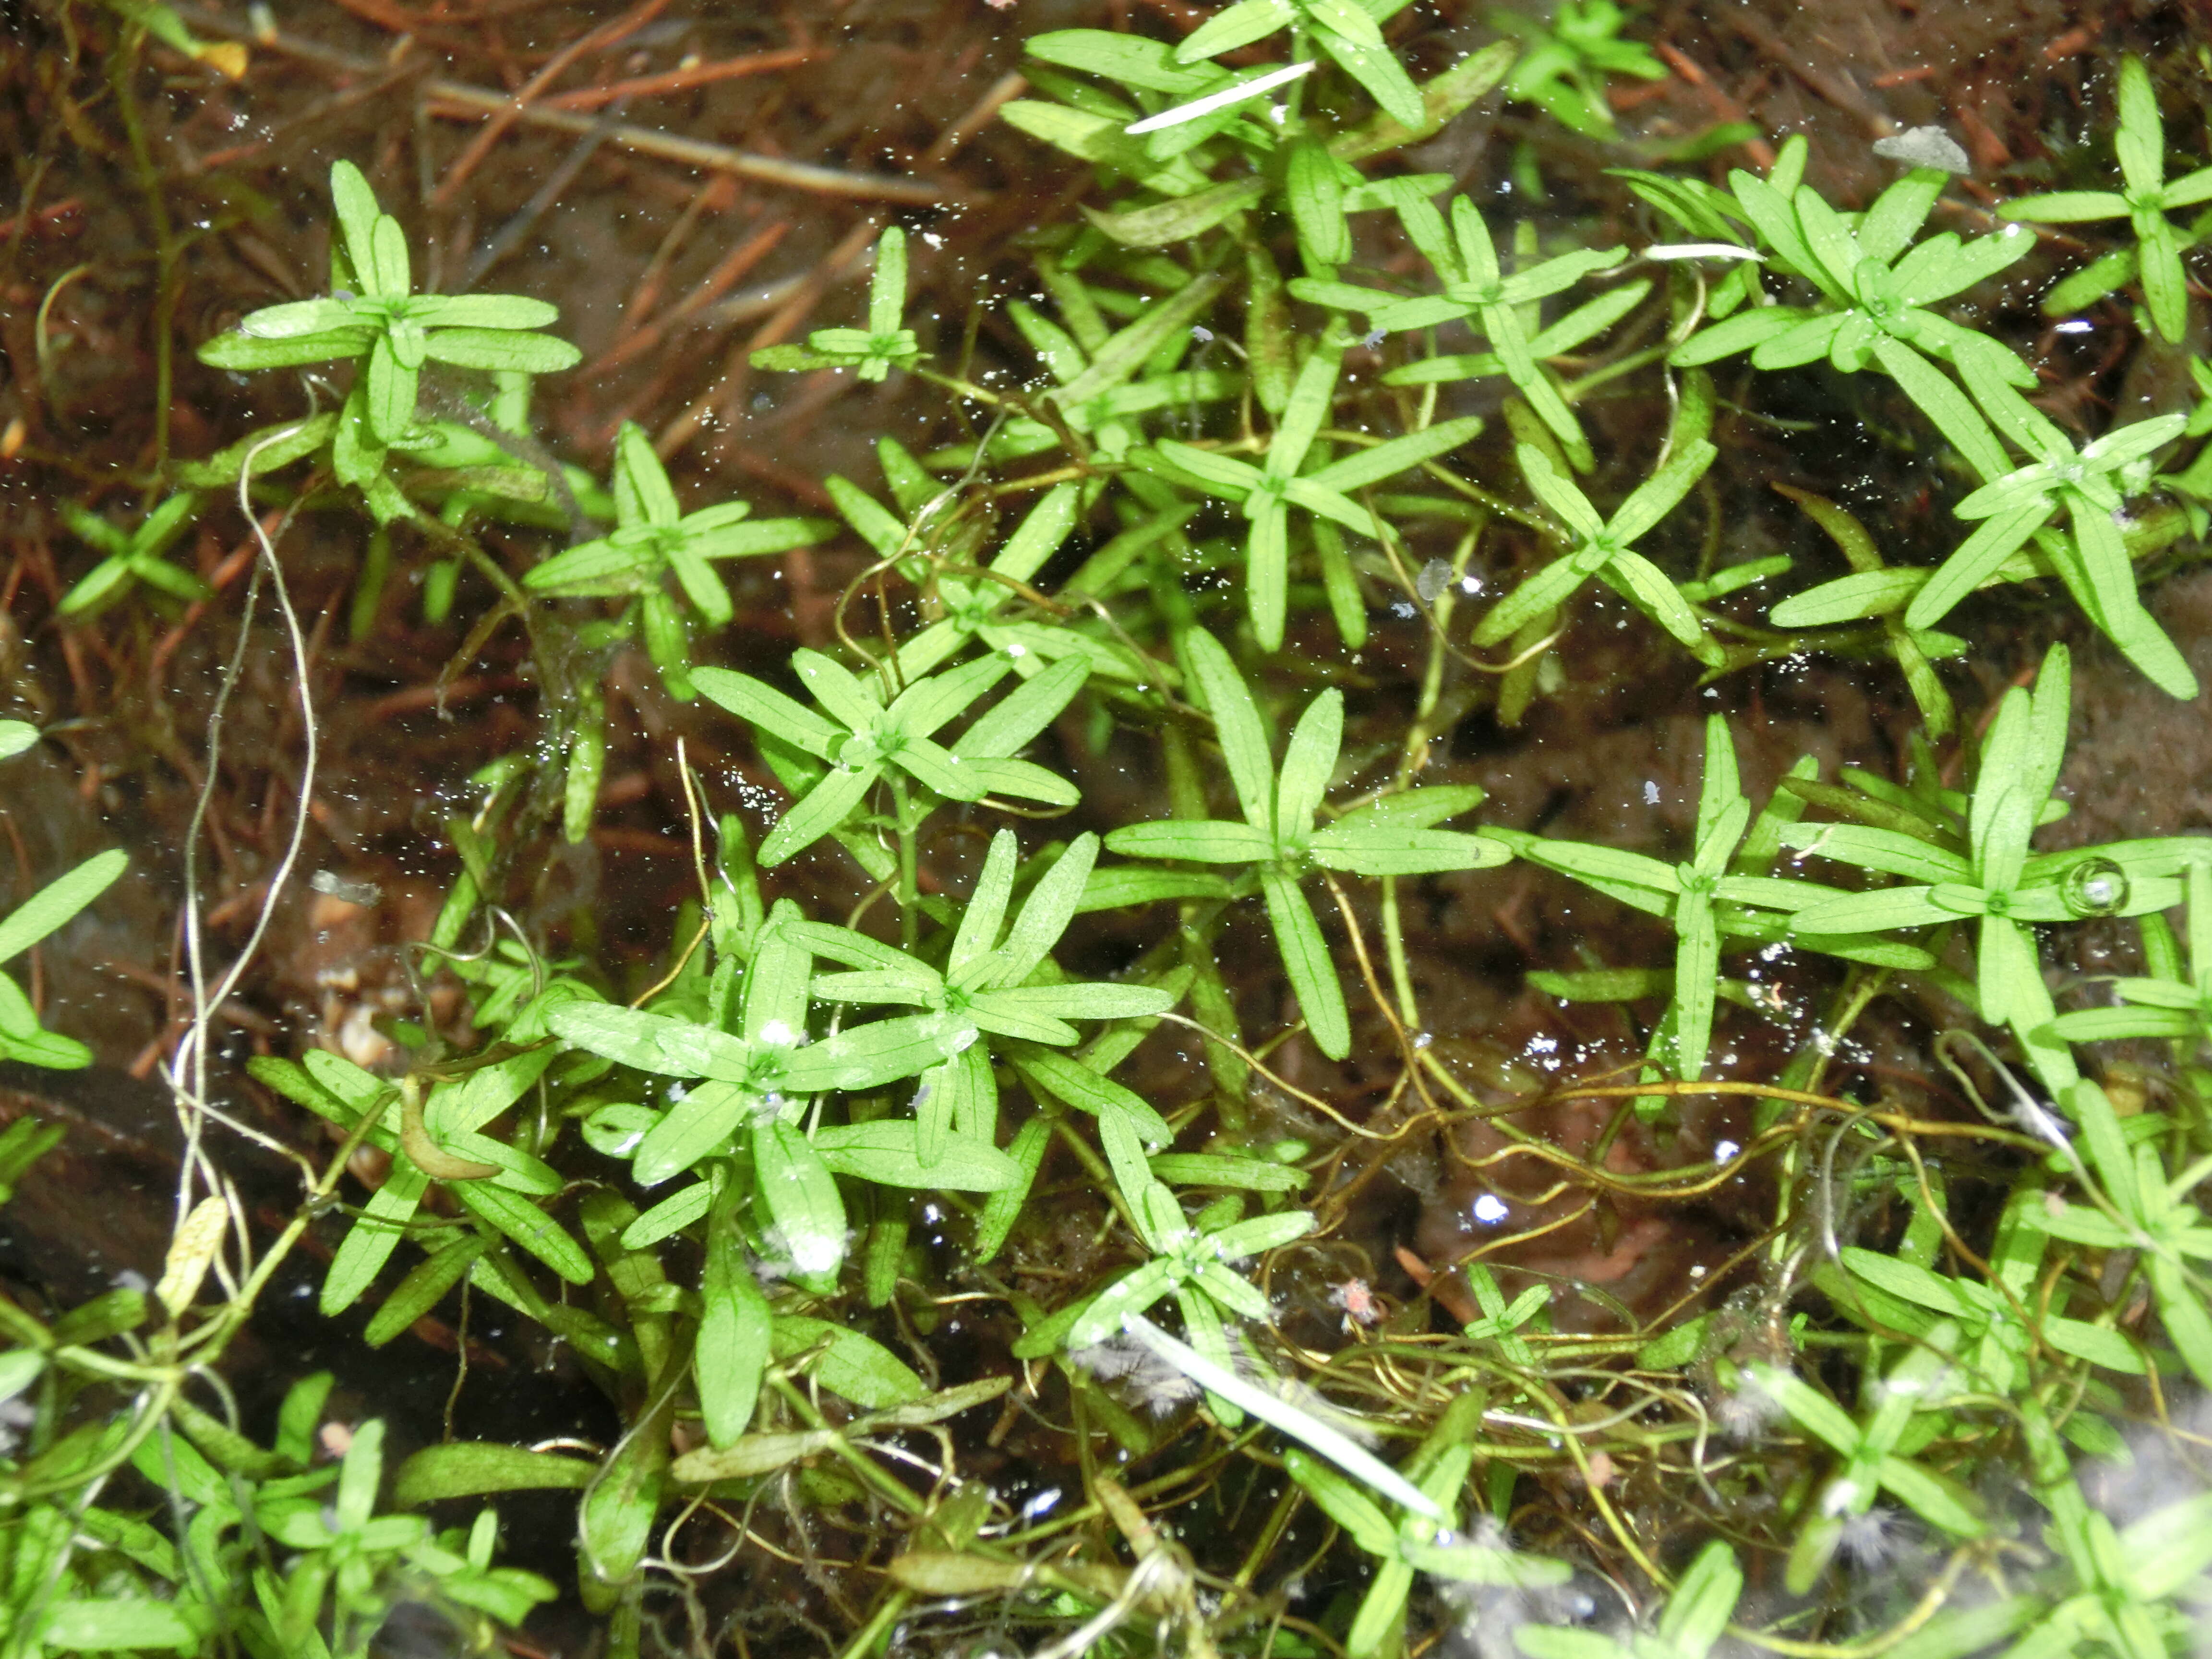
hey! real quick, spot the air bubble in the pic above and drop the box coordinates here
[2061,856,2130,917]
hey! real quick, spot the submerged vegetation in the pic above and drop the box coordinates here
[9,2,2212,1655]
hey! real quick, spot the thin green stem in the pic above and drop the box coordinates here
[890,773,921,951]
[1381,876,1419,1028]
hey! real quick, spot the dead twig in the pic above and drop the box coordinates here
[585,217,791,376]
[172,7,973,205]
[419,84,977,205]
[543,46,826,111]
[430,0,669,208]
[923,71,1027,166]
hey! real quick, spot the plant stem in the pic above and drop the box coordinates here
[890,772,921,950]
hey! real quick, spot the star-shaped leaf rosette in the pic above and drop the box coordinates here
[2002,55,2212,344]
[199,161,581,499]
[790,829,1180,1167]
[56,492,209,616]
[752,226,921,382]
[693,652,1087,868]
[931,278,1238,471]
[1480,428,1721,668]
[1780,645,2179,1095]
[1668,158,2035,432]
[1493,715,1927,1088]
[1489,0,1667,141]
[1104,628,1508,1061]
[1142,325,1480,650]
[1823,1186,2150,1396]
[1292,1396,1572,1659]
[555,901,1019,1254]
[1746,1333,1987,1594]
[1014,1175,1315,1389]
[1291,195,1623,466]
[1904,353,2192,698]
[524,421,828,699]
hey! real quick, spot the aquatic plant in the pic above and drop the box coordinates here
[13,15,2212,1659]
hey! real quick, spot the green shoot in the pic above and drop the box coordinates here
[1489,0,1667,140]
[1105,628,1506,1058]
[200,161,580,486]
[524,421,827,698]
[2001,56,2212,343]
[56,493,208,615]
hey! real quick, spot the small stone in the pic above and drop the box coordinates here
[1872,125,1971,175]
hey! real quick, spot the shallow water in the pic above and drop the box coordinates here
[4,1,2210,1652]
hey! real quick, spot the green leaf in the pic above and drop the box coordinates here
[1770,568,1928,626]
[1515,442,1605,540]
[1319,24,1426,130]
[1305,825,1510,875]
[423,328,581,374]
[771,1316,926,1408]
[1670,305,1806,367]
[0,848,127,963]
[1012,1049,1174,1145]
[1000,835,1101,984]
[2112,55,2165,197]
[37,1602,207,1652]
[762,762,879,865]
[1839,1247,1967,1316]
[1183,627,1276,834]
[1510,836,1673,905]
[630,1081,752,1188]
[1284,1446,1399,1556]
[453,1182,592,1284]
[1308,416,1484,493]
[1084,177,1271,247]
[811,1121,1019,1189]
[1260,865,1350,1060]
[870,226,909,338]
[1286,138,1353,265]
[783,1013,962,1093]
[699,1173,773,1445]
[756,1120,848,1283]
[364,1232,487,1347]
[953,654,1089,761]
[693,665,847,758]
[549,1001,755,1082]
[322,1160,429,1315]
[1147,1152,1308,1191]
[1151,439,1263,501]
[2004,189,2129,226]
[1857,168,1948,266]
[619,1180,713,1250]
[392,1442,597,1505]
[1276,691,1342,837]
[1177,0,1296,59]
[1515,1629,1622,1659]
[1877,1456,1985,1537]
[1029,28,1220,93]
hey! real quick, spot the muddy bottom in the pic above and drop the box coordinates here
[3,0,2209,1651]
